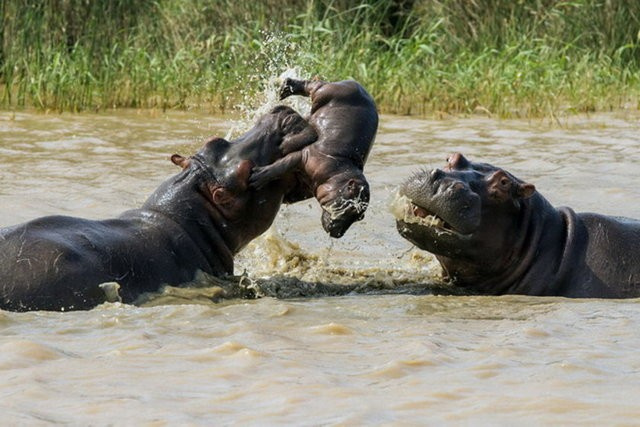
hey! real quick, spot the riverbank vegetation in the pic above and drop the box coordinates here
[1,0,639,117]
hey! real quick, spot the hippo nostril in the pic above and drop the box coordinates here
[447,153,469,170]
[430,168,444,181]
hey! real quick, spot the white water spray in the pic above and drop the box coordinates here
[224,31,313,139]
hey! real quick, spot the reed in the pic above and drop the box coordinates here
[1,0,638,117]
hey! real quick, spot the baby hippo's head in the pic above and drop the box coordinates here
[316,173,370,238]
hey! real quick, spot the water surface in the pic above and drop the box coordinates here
[1,109,639,425]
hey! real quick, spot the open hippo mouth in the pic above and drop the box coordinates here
[391,194,463,236]
[409,202,456,232]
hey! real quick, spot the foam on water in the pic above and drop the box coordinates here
[133,223,451,306]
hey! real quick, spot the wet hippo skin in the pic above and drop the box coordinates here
[250,78,379,238]
[0,106,315,311]
[394,153,640,298]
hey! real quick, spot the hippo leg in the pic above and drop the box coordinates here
[279,78,308,100]
[280,125,317,155]
[249,152,303,190]
[279,78,325,100]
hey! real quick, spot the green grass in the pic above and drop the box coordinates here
[1,0,639,117]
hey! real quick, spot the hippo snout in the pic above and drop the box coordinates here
[325,221,347,238]
[321,210,356,238]
[321,199,366,239]
[399,167,482,236]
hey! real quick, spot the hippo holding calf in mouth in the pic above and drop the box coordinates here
[394,153,640,298]
[250,78,378,238]
[0,105,314,311]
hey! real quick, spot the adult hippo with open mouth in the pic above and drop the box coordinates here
[394,153,640,298]
[0,105,315,311]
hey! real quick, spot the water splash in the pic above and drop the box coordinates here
[323,186,369,220]
[238,226,326,277]
[235,225,444,287]
[389,192,415,222]
[225,31,313,139]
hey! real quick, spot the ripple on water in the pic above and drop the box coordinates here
[0,340,66,369]
[309,322,353,335]
[0,112,639,425]
[364,358,437,380]
[211,341,264,357]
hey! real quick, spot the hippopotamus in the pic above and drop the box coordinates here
[394,153,640,298]
[249,78,379,238]
[0,105,315,311]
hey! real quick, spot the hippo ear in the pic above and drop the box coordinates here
[171,154,190,169]
[210,185,244,220]
[517,182,536,199]
[212,187,233,206]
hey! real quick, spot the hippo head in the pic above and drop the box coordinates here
[170,106,310,219]
[170,137,253,222]
[394,153,536,280]
[316,172,370,238]
[167,105,313,253]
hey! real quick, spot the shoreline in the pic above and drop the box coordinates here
[3,106,639,124]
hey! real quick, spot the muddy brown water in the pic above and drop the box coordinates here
[1,109,639,425]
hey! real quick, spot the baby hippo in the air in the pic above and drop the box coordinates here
[250,77,379,238]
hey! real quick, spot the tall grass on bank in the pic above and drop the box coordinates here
[1,0,639,117]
